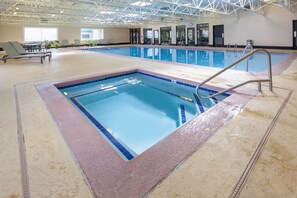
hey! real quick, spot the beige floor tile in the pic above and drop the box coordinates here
[0,47,296,198]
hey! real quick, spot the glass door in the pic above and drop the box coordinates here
[130,28,140,44]
[154,30,159,45]
[197,24,209,46]
[143,28,153,44]
[187,27,195,46]
[176,25,186,45]
[160,27,172,45]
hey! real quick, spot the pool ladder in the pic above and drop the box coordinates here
[227,43,238,52]
[241,41,254,58]
[195,49,273,99]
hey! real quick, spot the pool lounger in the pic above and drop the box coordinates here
[10,41,52,58]
[0,42,51,64]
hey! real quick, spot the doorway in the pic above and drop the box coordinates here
[197,23,209,46]
[176,25,186,45]
[293,20,297,49]
[143,28,153,44]
[160,27,172,45]
[213,25,224,47]
[187,27,195,46]
[130,28,140,44]
[154,30,159,44]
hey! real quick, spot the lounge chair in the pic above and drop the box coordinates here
[40,41,48,51]
[10,41,52,58]
[74,39,84,47]
[61,39,74,47]
[0,42,50,64]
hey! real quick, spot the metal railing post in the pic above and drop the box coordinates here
[195,49,273,99]
[258,82,262,92]
[267,51,273,91]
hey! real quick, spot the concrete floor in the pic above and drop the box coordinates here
[0,46,297,198]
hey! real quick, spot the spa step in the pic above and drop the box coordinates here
[179,104,187,124]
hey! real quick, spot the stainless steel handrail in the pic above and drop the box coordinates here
[241,43,253,58]
[234,44,238,52]
[195,49,273,99]
[227,43,231,51]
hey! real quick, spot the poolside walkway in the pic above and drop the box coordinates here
[0,47,297,198]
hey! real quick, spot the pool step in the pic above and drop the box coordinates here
[193,94,205,114]
[179,104,187,124]
[210,96,219,104]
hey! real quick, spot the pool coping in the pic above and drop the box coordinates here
[87,45,297,75]
[36,68,258,198]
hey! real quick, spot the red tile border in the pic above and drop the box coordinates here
[255,52,297,75]
[36,68,257,198]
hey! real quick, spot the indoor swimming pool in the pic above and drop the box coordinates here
[91,46,288,72]
[59,72,230,160]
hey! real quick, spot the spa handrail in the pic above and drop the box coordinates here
[241,42,254,58]
[195,49,273,99]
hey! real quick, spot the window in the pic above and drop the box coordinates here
[154,30,159,39]
[24,27,58,42]
[81,29,104,40]
[146,30,153,39]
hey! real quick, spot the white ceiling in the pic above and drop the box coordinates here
[0,0,295,26]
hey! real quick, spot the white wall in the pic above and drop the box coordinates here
[223,5,297,46]
[140,5,297,47]
[0,24,130,44]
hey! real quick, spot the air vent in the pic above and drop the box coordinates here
[40,18,48,23]
[160,7,170,10]
[244,5,251,9]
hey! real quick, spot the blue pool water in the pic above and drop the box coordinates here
[59,72,229,160]
[91,46,288,72]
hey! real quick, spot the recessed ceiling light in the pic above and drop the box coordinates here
[131,1,152,6]
[100,11,114,14]
[60,10,64,13]
[13,12,17,15]
[126,13,139,17]
[52,14,55,17]
[16,7,19,10]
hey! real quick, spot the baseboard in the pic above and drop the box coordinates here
[98,42,130,46]
[223,45,293,50]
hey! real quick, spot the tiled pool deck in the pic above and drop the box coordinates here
[1,46,297,198]
[37,68,255,197]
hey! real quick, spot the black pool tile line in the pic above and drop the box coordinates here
[193,94,205,113]
[70,98,134,160]
[180,105,187,124]
[211,97,219,104]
